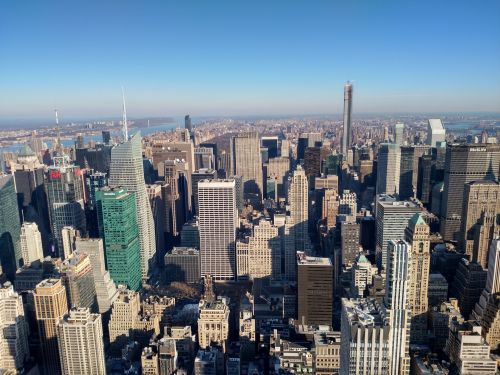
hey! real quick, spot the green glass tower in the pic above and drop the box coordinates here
[0,174,22,280]
[96,187,141,291]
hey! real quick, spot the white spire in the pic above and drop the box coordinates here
[121,87,128,141]
[54,109,59,126]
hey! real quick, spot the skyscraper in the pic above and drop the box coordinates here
[20,222,43,266]
[297,252,333,326]
[384,240,411,375]
[404,213,430,344]
[231,131,263,205]
[45,156,86,256]
[398,146,414,200]
[0,174,22,280]
[440,144,500,241]
[342,82,353,156]
[376,143,401,196]
[109,132,156,278]
[198,179,237,280]
[394,123,405,146]
[96,187,142,291]
[0,281,29,373]
[57,307,106,375]
[426,119,446,146]
[34,279,68,375]
[288,166,309,251]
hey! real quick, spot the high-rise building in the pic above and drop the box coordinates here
[440,144,500,241]
[180,219,200,249]
[74,238,118,314]
[288,166,309,251]
[297,252,333,326]
[84,170,108,237]
[342,82,353,156]
[340,298,390,375]
[261,136,279,159]
[341,221,360,266]
[61,225,78,260]
[429,299,464,351]
[57,307,106,375]
[45,156,86,256]
[231,132,263,205]
[198,179,237,280]
[267,156,290,199]
[399,146,414,200]
[375,195,422,269]
[384,240,411,375]
[416,153,433,205]
[194,348,217,375]
[185,114,192,132]
[165,247,200,283]
[460,180,499,267]
[350,253,375,298]
[34,279,68,374]
[428,272,449,307]
[236,219,281,280]
[0,174,22,280]
[0,281,29,373]
[394,123,405,146]
[451,259,487,319]
[192,168,217,215]
[198,297,230,350]
[146,183,166,263]
[20,222,43,266]
[376,143,401,195]
[96,187,142,291]
[194,147,215,170]
[338,189,357,219]
[109,132,156,278]
[404,214,430,344]
[426,119,446,146]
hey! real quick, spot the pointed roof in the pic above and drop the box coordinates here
[356,252,370,264]
[18,144,35,157]
[409,213,427,227]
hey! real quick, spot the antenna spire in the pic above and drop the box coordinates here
[54,109,59,126]
[121,87,128,141]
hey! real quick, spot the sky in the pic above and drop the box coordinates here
[1,0,499,122]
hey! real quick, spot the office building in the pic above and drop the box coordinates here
[451,259,487,319]
[289,166,310,251]
[236,219,281,280]
[162,158,191,226]
[267,156,290,199]
[427,119,446,146]
[45,156,86,256]
[57,307,106,375]
[340,298,390,375]
[342,82,353,156]
[74,238,118,314]
[261,136,279,159]
[460,180,499,266]
[61,225,78,260]
[146,183,166,263]
[429,299,464,351]
[394,123,404,146]
[399,146,414,200]
[0,281,29,373]
[341,221,360,266]
[297,252,333,326]
[34,279,68,375]
[192,168,217,215]
[416,153,433,205]
[350,252,375,298]
[440,143,500,241]
[109,132,156,278]
[384,240,411,375]
[180,220,200,249]
[231,131,263,204]
[194,348,217,375]
[20,222,43,266]
[96,187,142,291]
[338,189,357,218]
[198,297,230,350]
[428,273,449,306]
[376,143,401,195]
[194,147,215,170]
[404,213,430,344]
[375,195,422,269]
[200,142,218,170]
[198,179,237,280]
[165,247,200,283]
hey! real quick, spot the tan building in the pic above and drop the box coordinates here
[314,331,341,375]
[236,219,281,280]
[461,181,500,268]
[34,279,69,374]
[197,297,230,350]
[57,307,106,375]
[338,190,357,219]
[20,222,43,266]
[315,175,339,191]
[322,189,339,229]
[267,156,290,198]
[404,213,431,344]
[288,166,310,252]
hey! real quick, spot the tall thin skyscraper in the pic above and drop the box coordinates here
[198,179,237,280]
[342,82,353,156]
[0,174,22,280]
[288,166,309,251]
[231,131,263,205]
[405,213,430,344]
[57,307,106,375]
[109,132,156,279]
[440,144,500,241]
[20,222,43,266]
[384,240,411,375]
[376,143,401,196]
[34,279,68,375]
[394,123,405,146]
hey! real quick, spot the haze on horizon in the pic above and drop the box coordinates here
[1,0,499,121]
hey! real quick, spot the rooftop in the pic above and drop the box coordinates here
[342,298,388,327]
[297,252,332,266]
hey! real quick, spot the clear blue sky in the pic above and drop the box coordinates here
[1,0,499,121]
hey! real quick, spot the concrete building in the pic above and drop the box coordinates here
[429,299,464,351]
[350,252,375,298]
[34,279,68,374]
[314,331,341,375]
[109,132,156,278]
[267,156,290,199]
[427,119,446,147]
[394,123,405,146]
[57,307,106,375]
[338,189,357,219]
[165,247,200,283]
[428,273,449,306]
[440,144,500,241]
[297,252,333,326]
[322,189,339,230]
[451,259,487,319]
[192,168,217,215]
[197,297,230,350]
[20,222,43,266]
[342,82,353,156]
[198,179,238,280]
[340,298,390,375]
[180,219,200,249]
[376,143,401,196]
[341,221,360,266]
[0,281,29,373]
[405,213,431,344]
[288,166,310,252]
